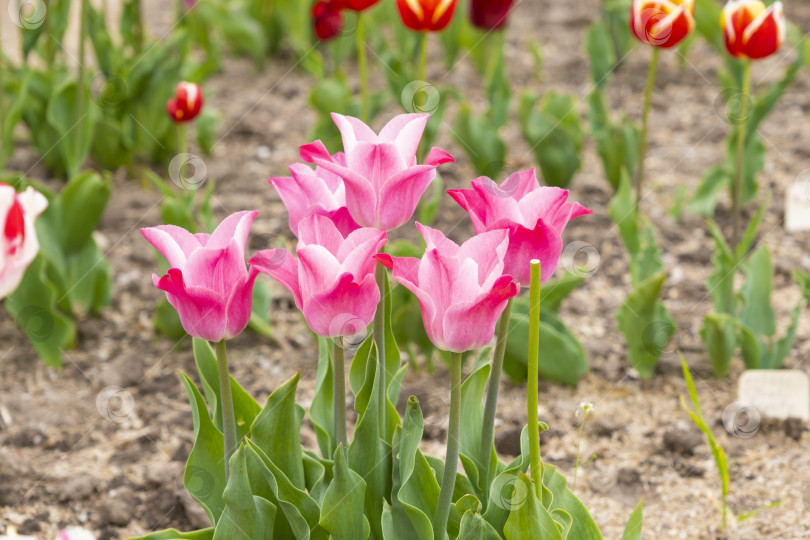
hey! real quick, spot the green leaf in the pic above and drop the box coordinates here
[739,247,776,337]
[458,509,501,540]
[59,171,112,253]
[607,174,640,257]
[540,274,585,313]
[320,446,370,540]
[768,302,801,370]
[213,447,276,540]
[129,528,214,540]
[700,314,738,378]
[4,256,75,368]
[687,166,728,217]
[705,219,736,314]
[620,499,644,540]
[311,337,335,459]
[452,105,507,178]
[250,372,306,489]
[45,79,97,178]
[503,475,563,540]
[585,22,617,89]
[459,363,496,502]
[615,272,674,378]
[179,372,227,525]
[542,465,604,539]
[793,270,810,305]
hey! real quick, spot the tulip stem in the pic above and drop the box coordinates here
[215,339,238,479]
[74,0,90,178]
[0,10,5,171]
[732,60,751,249]
[635,46,659,217]
[478,296,513,509]
[332,340,348,458]
[177,123,188,157]
[527,259,543,497]
[373,263,387,438]
[434,351,462,539]
[357,12,369,122]
[418,31,428,83]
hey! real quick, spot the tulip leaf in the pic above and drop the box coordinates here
[452,104,507,178]
[739,247,776,338]
[620,499,644,540]
[213,448,276,540]
[542,465,604,539]
[320,445,370,540]
[585,22,616,90]
[179,372,227,525]
[700,314,738,378]
[540,274,585,314]
[616,272,674,379]
[244,441,327,540]
[4,255,76,368]
[459,362,496,501]
[587,91,639,192]
[250,372,306,490]
[384,397,438,540]
[519,91,583,189]
[311,337,336,459]
[458,509,501,540]
[59,171,112,254]
[192,339,261,440]
[503,475,563,540]
[607,174,640,257]
[129,529,214,540]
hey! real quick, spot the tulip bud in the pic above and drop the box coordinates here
[721,0,785,60]
[630,0,695,48]
[333,0,380,11]
[469,0,514,31]
[167,82,203,124]
[0,184,48,299]
[313,1,343,41]
[396,0,458,32]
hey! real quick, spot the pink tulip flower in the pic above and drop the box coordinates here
[448,169,591,285]
[0,184,48,298]
[299,113,454,231]
[142,211,259,342]
[269,153,360,238]
[250,214,386,338]
[376,224,519,353]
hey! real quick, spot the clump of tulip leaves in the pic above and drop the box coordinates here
[135,297,643,539]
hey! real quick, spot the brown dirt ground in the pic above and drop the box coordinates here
[2,0,810,538]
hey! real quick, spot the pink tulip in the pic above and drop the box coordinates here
[376,224,518,353]
[299,113,454,231]
[448,169,591,285]
[142,211,259,342]
[269,153,360,238]
[0,184,48,298]
[250,214,386,338]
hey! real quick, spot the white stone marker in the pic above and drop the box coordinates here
[738,370,810,421]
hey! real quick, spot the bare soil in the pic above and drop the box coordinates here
[2,0,810,538]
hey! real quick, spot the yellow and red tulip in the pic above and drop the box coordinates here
[629,0,695,48]
[396,0,458,32]
[721,0,785,60]
[167,82,203,124]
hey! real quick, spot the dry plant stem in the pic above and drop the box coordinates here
[478,296,514,509]
[434,351,462,539]
[732,60,752,248]
[635,46,659,216]
[572,409,590,492]
[528,260,543,496]
[357,12,369,122]
[216,339,237,479]
[332,340,348,458]
[373,263,386,436]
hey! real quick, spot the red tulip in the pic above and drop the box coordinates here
[0,184,47,298]
[469,0,514,30]
[312,1,343,41]
[721,0,785,60]
[333,0,380,11]
[167,82,203,124]
[629,0,695,48]
[396,0,458,32]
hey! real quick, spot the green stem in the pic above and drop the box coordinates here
[418,31,428,83]
[373,263,387,437]
[357,12,369,122]
[0,7,5,171]
[634,46,659,216]
[333,340,348,458]
[132,0,144,54]
[478,297,513,509]
[732,60,752,249]
[74,0,89,178]
[434,351,462,539]
[216,340,238,479]
[177,122,188,156]
[527,260,543,497]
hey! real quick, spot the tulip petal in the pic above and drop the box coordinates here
[378,113,429,161]
[447,188,488,233]
[501,222,563,285]
[183,239,249,292]
[456,228,509,286]
[415,222,459,256]
[298,214,345,256]
[424,147,455,167]
[297,245,342,303]
[376,164,438,230]
[303,273,380,337]
[225,267,259,339]
[141,225,206,268]
[207,210,257,252]
[250,249,303,309]
[442,275,519,353]
[331,113,379,154]
[155,269,228,342]
[338,228,387,276]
